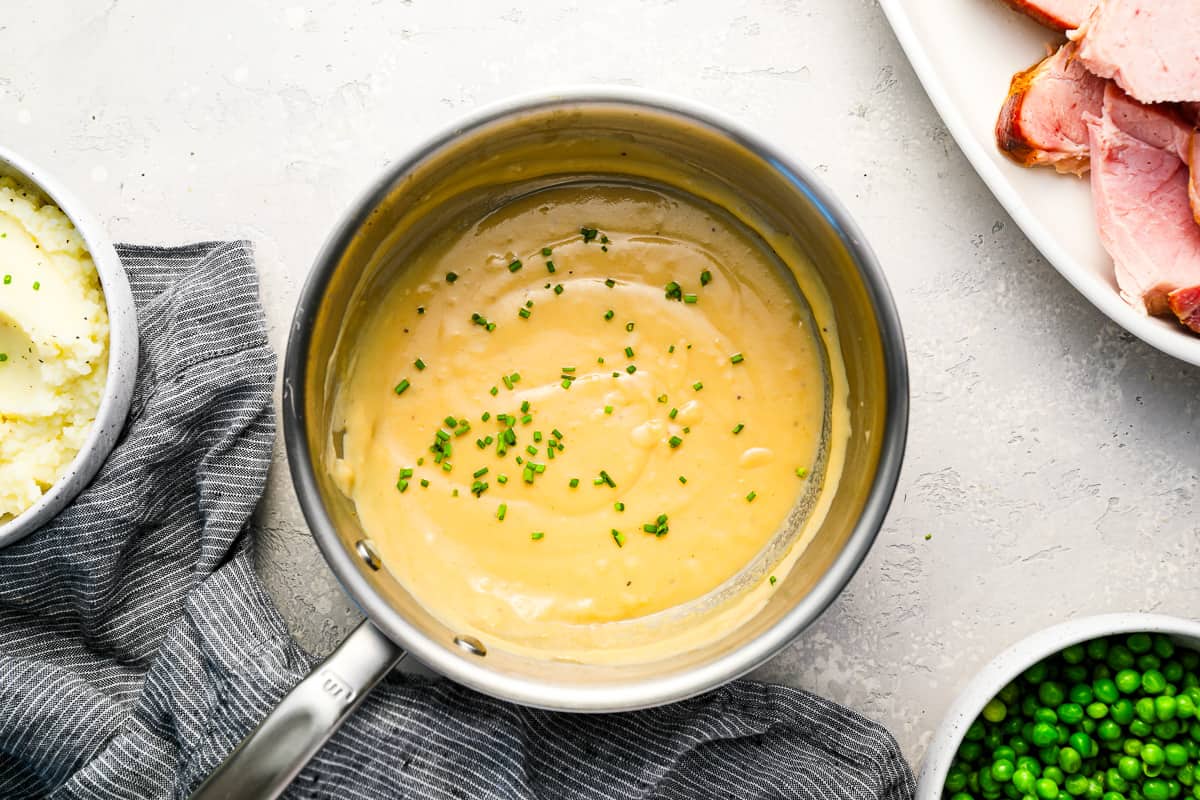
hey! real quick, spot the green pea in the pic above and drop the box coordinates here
[983,730,1003,751]
[1130,719,1153,737]
[1018,756,1042,776]
[1154,719,1181,740]
[946,767,969,791]
[993,758,1016,782]
[1038,746,1060,766]
[1117,756,1142,780]
[1024,696,1042,716]
[1179,764,1195,786]
[1058,703,1085,725]
[1011,736,1031,755]
[1003,717,1023,736]
[1138,698,1160,722]
[1041,683,1067,707]
[1081,719,1097,735]
[1087,638,1110,660]
[1064,775,1089,796]
[1165,742,1189,766]
[1116,670,1142,694]
[1087,702,1110,719]
[1033,723,1059,747]
[979,766,1000,792]
[1109,699,1133,725]
[1190,722,1200,742]
[1095,679,1120,704]
[1025,662,1050,684]
[1100,793,1126,800]
[1179,695,1197,720]
[1143,742,1166,766]
[1106,768,1129,792]
[1086,778,1103,800]
[1129,634,1154,654]
[1035,778,1059,799]
[1145,670,1169,694]
[1139,653,1163,672]
[1058,746,1082,774]
[967,720,987,740]
[1165,662,1185,683]
[1014,768,1037,793]
[1109,646,1136,670]
[1071,686,1096,706]
[993,746,1016,764]
[961,741,983,762]
[984,698,1008,723]
[1000,682,1021,706]
[1123,738,1143,756]
[1182,650,1199,670]
[1097,720,1122,741]
[1069,733,1095,758]
[1143,778,1169,800]
[1036,708,1060,725]
[1157,695,1179,721]
[949,793,974,800]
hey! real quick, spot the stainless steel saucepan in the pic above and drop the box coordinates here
[191,89,909,799]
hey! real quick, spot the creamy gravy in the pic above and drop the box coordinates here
[332,183,832,660]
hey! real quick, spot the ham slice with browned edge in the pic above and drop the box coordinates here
[1074,0,1200,104]
[1104,83,1193,161]
[1086,102,1200,317]
[1170,286,1200,332]
[1000,0,1096,30]
[997,43,1106,174]
[1192,134,1200,225]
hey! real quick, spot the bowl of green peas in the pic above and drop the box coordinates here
[918,614,1200,800]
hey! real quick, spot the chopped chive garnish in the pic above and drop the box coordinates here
[452,489,459,497]
[521,414,533,425]
[682,427,690,434]
[624,346,635,358]
[2,275,9,285]
[604,278,616,288]
[657,394,668,404]
[614,502,625,512]
[564,478,577,490]
[625,365,637,374]
[669,407,678,419]
[442,462,453,472]
[533,431,543,442]
[415,358,426,370]
[683,293,698,304]
[531,531,545,541]
[664,281,682,301]
[523,466,534,483]
[692,381,703,391]
[399,468,414,479]
[394,379,411,395]
[526,445,538,456]
[520,400,531,413]
[0,354,6,362]
[552,429,564,440]
[604,405,614,415]
[611,529,625,547]
[397,479,409,492]
[482,412,491,422]
[497,504,507,521]
[561,366,576,373]
[769,575,777,586]
[732,423,744,434]
[446,272,459,283]
[668,436,683,448]
[561,378,572,389]
[471,480,489,497]
[510,372,521,384]
[420,478,430,488]
[508,259,523,272]
[502,375,514,390]
[518,307,531,319]
[32,281,40,291]
[642,523,657,533]
[598,357,605,364]
[490,386,499,396]
[668,345,676,354]
[546,261,556,273]
[678,475,687,484]
[730,353,744,364]
[604,309,614,321]
[497,474,508,484]
[625,322,634,332]
[581,227,599,242]
[612,371,620,378]
[599,470,616,488]
[601,234,610,244]
[796,467,809,478]
[542,247,553,256]
[553,284,564,295]
[417,306,425,314]
[444,415,458,427]
[435,429,450,442]
[473,467,489,478]
[746,491,757,502]
[700,269,712,286]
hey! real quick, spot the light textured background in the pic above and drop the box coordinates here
[4,0,1198,770]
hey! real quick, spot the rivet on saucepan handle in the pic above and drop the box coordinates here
[454,635,487,657]
[355,539,381,570]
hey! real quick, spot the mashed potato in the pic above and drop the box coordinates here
[0,177,109,522]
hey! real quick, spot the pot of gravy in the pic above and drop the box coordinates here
[192,89,909,799]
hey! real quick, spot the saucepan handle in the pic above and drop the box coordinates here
[189,620,406,800]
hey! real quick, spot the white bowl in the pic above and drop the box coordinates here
[0,145,138,548]
[917,613,1200,799]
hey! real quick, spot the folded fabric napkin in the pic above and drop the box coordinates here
[0,242,916,800]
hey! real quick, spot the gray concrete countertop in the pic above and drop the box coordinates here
[4,0,1197,770]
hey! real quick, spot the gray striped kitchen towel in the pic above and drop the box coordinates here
[0,241,916,800]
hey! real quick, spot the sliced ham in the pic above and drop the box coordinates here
[1001,0,1097,29]
[1169,286,1200,332]
[1073,0,1200,104]
[1103,83,1193,161]
[1181,103,1200,127]
[1192,134,1200,225]
[1086,109,1200,315]
[996,43,1106,175]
